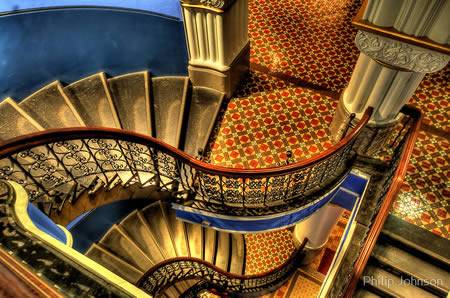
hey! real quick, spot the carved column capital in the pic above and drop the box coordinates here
[355,30,450,73]
[181,0,236,11]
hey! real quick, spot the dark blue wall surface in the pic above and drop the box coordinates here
[0,0,182,19]
[28,202,67,244]
[68,199,153,253]
[0,8,188,101]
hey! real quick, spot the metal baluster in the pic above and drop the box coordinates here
[340,113,356,140]
[219,176,225,205]
[148,147,161,189]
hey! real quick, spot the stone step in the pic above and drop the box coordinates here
[373,241,450,295]
[64,72,121,128]
[151,76,189,148]
[19,81,84,128]
[0,97,43,141]
[182,86,224,156]
[108,71,151,135]
[362,264,437,298]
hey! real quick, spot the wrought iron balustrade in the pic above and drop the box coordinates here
[0,108,373,218]
[138,239,307,296]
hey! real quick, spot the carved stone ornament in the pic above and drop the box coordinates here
[181,0,235,10]
[355,30,450,73]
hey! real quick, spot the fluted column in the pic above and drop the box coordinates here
[293,204,343,264]
[181,0,249,97]
[331,30,449,140]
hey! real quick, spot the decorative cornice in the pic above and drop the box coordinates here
[181,0,236,11]
[355,30,450,73]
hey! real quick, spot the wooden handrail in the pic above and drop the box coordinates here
[342,105,422,297]
[137,238,307,292]
[0,108,372,179]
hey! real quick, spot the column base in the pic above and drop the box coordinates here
[188,43,250,98]
[300,242,328,265]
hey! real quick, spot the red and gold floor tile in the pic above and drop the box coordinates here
[210,86,336,169]
[392,131,450,239]
[244,229,296,274]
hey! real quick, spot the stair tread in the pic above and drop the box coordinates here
[186,223,203,260]
[64,73,121,128]
[19,81,84,128]
[215,232,231,272]
[86,243,143,284]
[151,76,188,148]
[108,71,151,135]
[142,202,178,259]
[382,215,450,267]
[182,86,224,156]
[134,211,167,263]
[355,288,382,298]
[164,204,191,257]
[0,98,43,141]
[229,233,245,275]
[203,228,217,265]
[98,225,153,272]
[363,265,436,298]
[373,242,450,293]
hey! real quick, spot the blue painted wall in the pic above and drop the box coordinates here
[68,199,153,253]
[0,0,182,19]
[0,8,188,101]
[28,203,67,244]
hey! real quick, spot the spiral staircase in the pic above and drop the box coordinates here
[0,56,425,298]
[86,200,247,296]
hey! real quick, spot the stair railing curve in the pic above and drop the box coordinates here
[137,239,308,296]
[0,108,373,217]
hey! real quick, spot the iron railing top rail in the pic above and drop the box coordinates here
[137,238,307,295]
[342,105,422,297]
[139,238,306,284]
[0,108,373,179]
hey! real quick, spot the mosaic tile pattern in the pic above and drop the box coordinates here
[409,67,450,132]
[244,229,296,274]
[210,86,336,169]
[248,0,361,93]
[392,131,450,239]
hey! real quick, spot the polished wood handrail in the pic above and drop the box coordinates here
[0,108,372,179]
[342,105,422,297]
[353,0,450,55]
[138,238,307,288]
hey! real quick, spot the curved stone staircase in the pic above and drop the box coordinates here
[0,71,224,157]
[86,201,246,297]
[0,71,243,296]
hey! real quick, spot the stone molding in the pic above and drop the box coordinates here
[181,0,236,10]
[355,30,449,73]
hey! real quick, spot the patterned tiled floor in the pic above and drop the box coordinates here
[212,0,449,288]
[245,229,296,274]
[248,0,361,93]
[210,86,336,168]
[392,132,450,239]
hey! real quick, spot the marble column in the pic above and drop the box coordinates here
[181,0,249,97]
[293,204,344,264]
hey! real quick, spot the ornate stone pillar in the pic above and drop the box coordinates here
[181,0,249,97]
[293,204,343,264]
[331,0,450,145]
[331,30,449,141]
